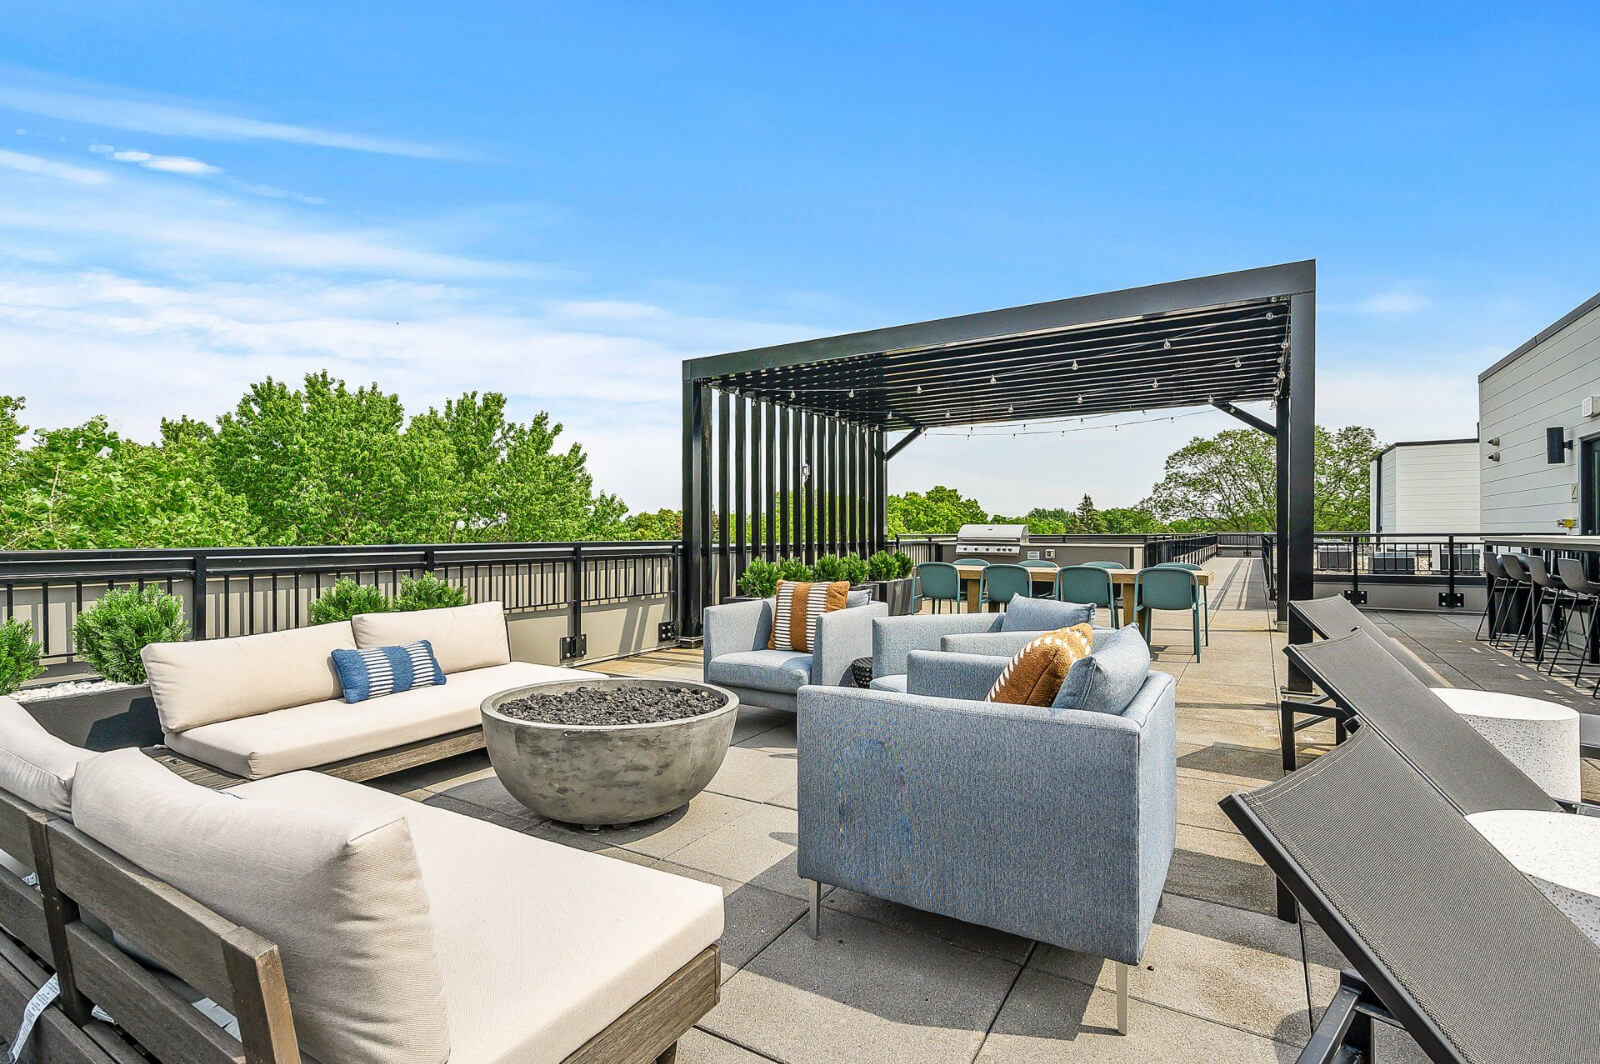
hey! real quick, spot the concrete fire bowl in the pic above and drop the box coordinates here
[481,677,738,827]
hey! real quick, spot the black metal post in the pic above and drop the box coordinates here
[191,552,209,640]
[764,400,777,560]
[1275,399,1290,625]
[716,389,731,603]
[1286,288,1317,681]
[681,380,709,637]
[734,392,747,579]
[803,412,816,564]
[779,404,792,559]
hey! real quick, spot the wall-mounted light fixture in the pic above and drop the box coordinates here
[1547,426,1574,464]
[1487,452,1502,462]
[1486,437,1501,447]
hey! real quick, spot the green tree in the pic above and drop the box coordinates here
[622,508,683,540]
[1098,506,1165,534]
[886,486,988,536]
[1143,425,1380,531]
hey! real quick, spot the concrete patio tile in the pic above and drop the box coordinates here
[419,791,540,832]
[1176,678,1280,712]
[1174,712,1280,752]
[602,790,763,859]
[676,1028,776,1063]
[369,749,493,797]
[704,743,799,806]
[647,858,811,973]
[1176,740,1282,786]
[821,887,1034,964]
[666,801,812,899]
[1029,892,1337,1042]
[974,969,1295,1062]
[706,910,1020,1064]
[430,770,540,822]
[732,705,794,745]
[1174,773,1247,834]
[1164,823,1277,916]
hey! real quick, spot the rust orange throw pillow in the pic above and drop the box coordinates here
[769,580,851,652]
[986,623,1094,706]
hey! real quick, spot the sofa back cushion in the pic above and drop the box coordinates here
[353,602,509,674]
[1000,597,1095,632]
[73,750,451,1064]
[1052,624,1152,715]
[0,696,94,817]
[142,622,356,733]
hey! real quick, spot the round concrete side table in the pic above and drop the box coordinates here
[1468,809,1600,946]
[1430,687,1581,804]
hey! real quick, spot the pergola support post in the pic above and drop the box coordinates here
[681,380,710,638]
[1286,288,1316,690]
[1275,400,1290,626]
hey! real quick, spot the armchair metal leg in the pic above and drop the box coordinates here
[1114,961,1129,1035]
[807,879,821,939]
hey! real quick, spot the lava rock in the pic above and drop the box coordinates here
[496,683,724,726]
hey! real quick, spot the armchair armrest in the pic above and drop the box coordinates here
[796,673,1177,963]
[702,599,772,669]
[905,650,1007,701]
[870,613,1002,678]
[812,602,890,686]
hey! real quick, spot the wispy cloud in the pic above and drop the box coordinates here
[1349,289,1432,315]
[0,148,107,185]
[106,148,222,176]
[0,80,452,159]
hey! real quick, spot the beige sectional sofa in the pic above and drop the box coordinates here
[0,696,724,1064]
[142,602,586,780]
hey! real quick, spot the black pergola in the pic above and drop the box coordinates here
[680,260,1316,646]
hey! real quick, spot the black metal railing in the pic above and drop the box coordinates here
[0,541,680,666]
[1144,533,1219,566]
[893,533,1220,568]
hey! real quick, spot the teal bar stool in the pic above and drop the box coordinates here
[1021,559,1059,597]
[980,564,1033,611]
[913,562,961,614]
[1054,565,1118,627]
[1153,562,1209,644]
[1135,566,1203,659]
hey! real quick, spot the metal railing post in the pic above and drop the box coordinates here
[1348,534,1361,605]
[191,551,209,640]
[1445,534,1459,609]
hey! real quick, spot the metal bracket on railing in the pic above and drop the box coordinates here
[1438,592,1464,609]
[1342,588,1368,605]
[560,634,588,660]
[658,621,677,643]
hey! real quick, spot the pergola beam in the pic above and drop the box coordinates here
[1212,400,1277,436]
[885,427,924,460]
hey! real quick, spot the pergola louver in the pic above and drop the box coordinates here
[680,260,1316,659]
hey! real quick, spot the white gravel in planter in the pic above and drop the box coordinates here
[12,679,139,703]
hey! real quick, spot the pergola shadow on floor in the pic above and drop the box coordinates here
[680,261,1319,650]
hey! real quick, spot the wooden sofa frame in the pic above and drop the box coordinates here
[0,789,718,1064]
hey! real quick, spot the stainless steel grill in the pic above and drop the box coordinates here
[945,524,1056,565]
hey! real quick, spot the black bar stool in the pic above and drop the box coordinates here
[1552,557,1600,684]
[1498,554,1536,657]
[1520,556,1561,664]
[1478,549,1509,642]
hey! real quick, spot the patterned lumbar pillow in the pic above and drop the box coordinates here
[986,623,1094,706]
[769,580,851,652]
[331,641,447,704]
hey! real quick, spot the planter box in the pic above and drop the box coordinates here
[872,578,916,616]
[20,684,163,751]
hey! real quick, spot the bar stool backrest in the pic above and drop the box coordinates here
[1557,557,1600,597]
[915,562,960,600]
[1526,555,1560,590]
[1482,548,1507,581]
[1500,554,1531,583]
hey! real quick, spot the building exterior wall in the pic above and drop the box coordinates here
[1370,442,1478,533]
[1479,296,1600,534]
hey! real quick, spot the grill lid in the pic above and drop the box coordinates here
[955,524,1027,543]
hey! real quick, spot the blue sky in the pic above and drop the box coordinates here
[1,3,1597,514]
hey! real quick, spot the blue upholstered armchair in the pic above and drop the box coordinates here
[702,594,888,712]
[796,640,1177,1034]
[867,596,1099,693]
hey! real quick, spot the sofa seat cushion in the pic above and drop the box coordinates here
[705,649,812,694]
[231,771,724,1064]
[868,673,908,693]
[353,602,510,674]
[75,751,450,1064]
[143,622,357,732]
[167,661,583,779]
[0,695,97,817]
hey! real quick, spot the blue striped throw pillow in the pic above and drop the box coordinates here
[331,641,447,704]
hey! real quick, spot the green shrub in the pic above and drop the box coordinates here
[72,587,188,685]
[839,553,871,586]
[736,559,781,598]
[812,554,848,582]
[309,579,390,625]
[775,557,815,582]
[891,551,915,578]
[392,573,468,612]
[0,619,44,695]
[866,550,898,581]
